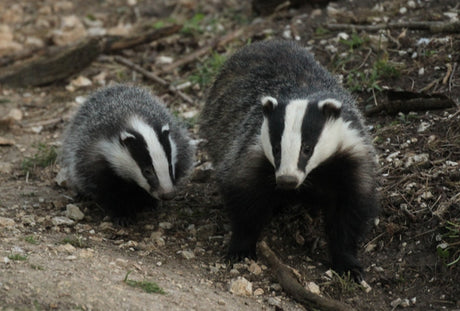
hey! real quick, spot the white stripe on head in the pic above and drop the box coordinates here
[260,118,275,166]
[305,118,368,175]
[96,139,150,192]
[161,123,177,178]
[128,116,175,196]
[276,99,309,184]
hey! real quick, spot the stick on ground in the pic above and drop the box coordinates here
[258,241,355,311]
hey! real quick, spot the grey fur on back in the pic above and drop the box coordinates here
[60,84,194,196]
[199,40,374,180]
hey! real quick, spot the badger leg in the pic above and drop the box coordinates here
[222,183,279,261]
[95,170,157,226]
[323,184,378,281]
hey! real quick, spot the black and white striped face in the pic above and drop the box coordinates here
[260,95,360,190]
[98,116,178,200]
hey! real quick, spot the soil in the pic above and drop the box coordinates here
[0,0,459,310]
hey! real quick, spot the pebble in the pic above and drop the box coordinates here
[0,217,15,228]
[51,216,75,226]
[305,282,320,295]
[66,204,85,221]
[159,222,173,230]
[180,250,195,260]
[270,283,282,291]
[229,268,239,276]
[404,153,429,168]
[248,262,262,275]
[267,297,282,307]
[253,288,264,296]
[391,298,402,308]
[229,277,253,296]
[57,243,76,254]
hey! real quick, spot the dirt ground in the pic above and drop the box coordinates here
[0,0,459,310]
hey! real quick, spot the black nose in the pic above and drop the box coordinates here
[159,190,176,200]
[276,175,299,190]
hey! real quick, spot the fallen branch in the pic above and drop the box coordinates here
[109,55,193,104]
[0,38,102,87]
[326,21,460,33]
[0,25,182,87]
[102,24,182,53]
[365,91,455,116]
[258,241,355,311]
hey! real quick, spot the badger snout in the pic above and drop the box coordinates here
[276,175,299,190]
[157,189,176,200]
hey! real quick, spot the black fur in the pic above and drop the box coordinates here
[199,40,379,280]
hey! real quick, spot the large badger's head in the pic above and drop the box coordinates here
[97,116,177,200]
[260,95,364,190]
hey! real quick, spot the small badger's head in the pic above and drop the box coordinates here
[98,116,178,200]
[260,95,361,190]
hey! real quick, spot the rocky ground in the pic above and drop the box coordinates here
[0,0,459,310]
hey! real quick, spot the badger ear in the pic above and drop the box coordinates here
[261,96,278,116]
[120,130,136,144]
[318,98,342,118]
[161,124,170,135]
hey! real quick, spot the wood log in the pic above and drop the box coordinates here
[0,38,102,87]
[258,241,355,311]
[0,24,182,87]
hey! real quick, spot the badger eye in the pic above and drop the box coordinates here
[273,145,281,157]
[143,167,155,177]
[302,145,311,155]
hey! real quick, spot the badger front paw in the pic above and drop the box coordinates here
[332,253,364,282]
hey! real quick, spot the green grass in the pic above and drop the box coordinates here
[21,142,57,173]
[181,13,206,36]
[345,58,401,92]
[61,235,88,248]
[340,33,366,50]
[24,235,39,244]
[189,51,226,88]
[437,220,460,267]
[328,270,363,295]
[30,264,45,270]
[124,271,165,294]
[8,253,28,261]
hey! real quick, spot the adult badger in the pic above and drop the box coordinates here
[60,85,194,225]
[199,40,379,280]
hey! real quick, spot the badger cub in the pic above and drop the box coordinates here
[60,85,194,225]
[199,40,379,280]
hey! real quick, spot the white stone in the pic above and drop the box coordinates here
[159,222,173,230]
[253,288,264,296]
[391,298,402,308]
[400,298,410,307]
[305,281,321,295]
[66,204,84,221]
[51,216,75,226]
[229,277,253,296]
[248,262,262,275]
[180,250,195,260]
[57,243,76,254]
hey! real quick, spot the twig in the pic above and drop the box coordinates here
[442,63,453,85]
[111,55,193,104]
[448,62,457,93]
[258,241,355,311]
[326,21,460,33]
[102,24,182,53]
[161,27,245,73]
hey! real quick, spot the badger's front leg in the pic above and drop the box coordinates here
[323,182,379,281]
